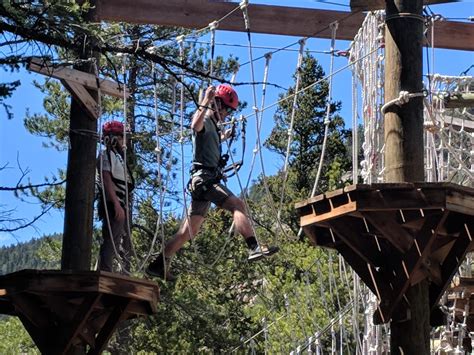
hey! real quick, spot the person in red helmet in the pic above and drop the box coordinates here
[146,84,278,281]
[97,120,134,273]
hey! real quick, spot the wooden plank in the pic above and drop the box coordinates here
[90,298,131,355]
[361,211,414,252]
[351,0,458,11]
[300,200,357,226]
[446,190,474,216]
[28,58,129,98]
[95,0,474,51]
[430,220,474,308]
[323,218,385,267]
[63,294,102,354]
[379,212,449,322]
[62,80,99,120]
[357,188,446,211]
[0,271,159,305]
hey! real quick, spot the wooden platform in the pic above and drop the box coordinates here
[0,270,159,354]
[295,182,474,324]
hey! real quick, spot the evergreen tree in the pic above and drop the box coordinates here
[266,53,351,196]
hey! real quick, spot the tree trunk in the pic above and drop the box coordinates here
[384,0,430,354]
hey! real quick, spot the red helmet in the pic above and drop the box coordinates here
[215,84,238,110]
[103,120,124,136]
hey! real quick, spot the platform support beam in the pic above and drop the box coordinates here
[384,0,430,353]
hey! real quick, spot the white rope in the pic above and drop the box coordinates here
[95,60,129,275]
[121,55,137,266]
[277,38,306,219]
[239,2,292,242]
[310,21,338,197]
[146,3,242,53]
[380,90,426,114]
[137,64,168,272]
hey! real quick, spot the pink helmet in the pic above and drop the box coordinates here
[215,84,238,110]
[103,120,124,136]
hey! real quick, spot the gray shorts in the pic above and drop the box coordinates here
[188,171,234,216]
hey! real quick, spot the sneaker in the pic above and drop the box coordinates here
[248,244,279,262]
[145,254,176,281]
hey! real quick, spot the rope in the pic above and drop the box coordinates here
[381,90,427,114]
[310,21,338,198]
[121,55,137,265]
[136,64,167,272]
[178,37,195,248]
[277,38,306,219]
[95,59,130,275]
[238,2,292,243]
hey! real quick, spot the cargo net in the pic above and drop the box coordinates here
[350,11,386,185]
[425,74,474,187]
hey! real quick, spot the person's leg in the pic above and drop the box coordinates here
[146,200,209,279]
[99,215,124,272]
[162,214,206,257]
[220,195,253,238]
[120,227,132,273]
[220,194,279,261]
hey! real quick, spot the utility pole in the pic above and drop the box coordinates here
[384,0,429,353]
[61,2,98,271]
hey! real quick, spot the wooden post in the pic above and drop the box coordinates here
[384,0,430,353]
[61,3,98,271]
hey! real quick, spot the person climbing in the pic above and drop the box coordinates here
[146,84,279,281]
[97,120,134,273]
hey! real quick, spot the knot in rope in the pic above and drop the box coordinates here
[381,90,427,114]
[176,35,185,44]
[240,0,250,29]
[329,21,339,32]
[252,105,259,113]
[208,20,219,31]
[239,0,248,11]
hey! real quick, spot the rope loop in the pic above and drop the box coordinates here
[381,90,427,114]
[208,20,219,31]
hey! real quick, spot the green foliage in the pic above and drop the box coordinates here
[265,53,352,195]
[0,234,61,275]
[0,316,37,354]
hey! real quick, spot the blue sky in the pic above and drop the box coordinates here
[1,0,473,247]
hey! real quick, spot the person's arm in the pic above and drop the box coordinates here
[191,86,215,132]
[102,171,125,221]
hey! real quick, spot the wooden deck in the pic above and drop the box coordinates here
[0,270,159,354]
[295,182,474,324]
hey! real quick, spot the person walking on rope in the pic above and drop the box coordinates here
[146,84,279,281]
[97,120,135,273]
